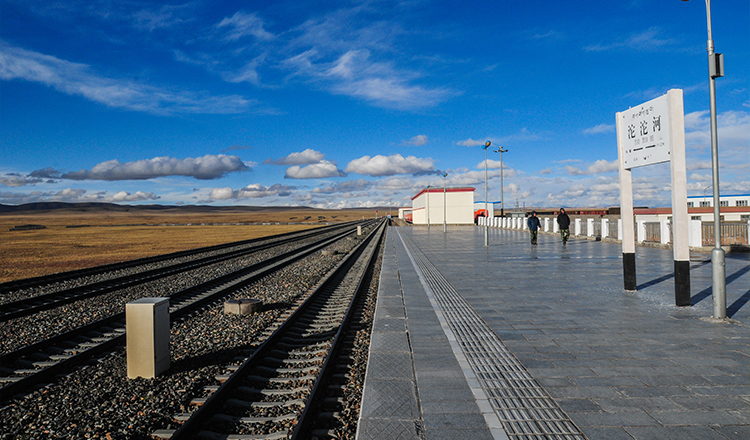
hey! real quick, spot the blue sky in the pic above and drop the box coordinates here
[1,0,748,209]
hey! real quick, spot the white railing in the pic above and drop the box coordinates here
[477,216,749,248]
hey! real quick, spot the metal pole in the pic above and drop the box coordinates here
[500,149,504,218]
[483,141,491,246]
[495,147,508,218]
[427,185,431,230]
[703,0,726,318]
[443,173,448,233]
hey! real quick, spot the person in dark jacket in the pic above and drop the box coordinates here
[527,211,541,245]
[557,208,571,244]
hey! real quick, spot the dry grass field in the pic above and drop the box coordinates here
[0,205,385,283]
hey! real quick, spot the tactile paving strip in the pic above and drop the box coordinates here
[397,230,587,440]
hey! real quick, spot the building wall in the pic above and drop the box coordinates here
[412,188,475,225]
[687,194,750,209]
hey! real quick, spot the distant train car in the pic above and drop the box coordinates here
[404,213,413,223]
[474,209,487,224]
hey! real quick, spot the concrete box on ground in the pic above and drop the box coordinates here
[126,297,170,379]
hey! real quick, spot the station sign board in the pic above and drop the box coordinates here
[618,94,671,169]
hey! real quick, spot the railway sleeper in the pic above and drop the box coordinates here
[195,430,288,440]
[247,374,317,384]
[226,398,304,409]
[253,365,319,375]
[211,412,298,425]
[236,386,307,397]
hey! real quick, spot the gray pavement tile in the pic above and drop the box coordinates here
[526,367,596,378]
[555,398,602,413]
[370,331,411,352]
[636,374,714,387]
[688,385,750,396]
[547,386,623,399]
[519,360,556,369]
[372,316,406,333]
[650,409,747,426]
[669,396,750,411]
[553,359,616,368]
[614,386,693,398]
[573,376,645,387]
[356,418,421,440]
[367,351,414,380]
[418,386,476,402]
[367,227,750,440]
[359,378,418,419]
[569,410,659,427]
[536,377,576,387]
[423,428,495,440]
[422,412,490,431]
[728,410,750,423]
[415,369,468,380]
[594,396,685,413]
[624,425,730,440]
[652,366,734,377]
[420,399,486,415]
[416,377,474,390]
[712,424,750,440]
[579,427,635,440]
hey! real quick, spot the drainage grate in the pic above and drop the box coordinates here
[397,230,587,440]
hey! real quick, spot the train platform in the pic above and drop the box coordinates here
[357,226,750,440]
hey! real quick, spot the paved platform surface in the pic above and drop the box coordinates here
[357,226,750,440]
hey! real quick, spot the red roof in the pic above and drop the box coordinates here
[412,187,475,201]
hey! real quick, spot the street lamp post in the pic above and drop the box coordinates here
[483,141,491,246]
[426,185,431,230]
[442,173,448,233]
[495,146,508,218]
[683,0,726,319]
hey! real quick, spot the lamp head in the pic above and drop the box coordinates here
[484,141,491,149]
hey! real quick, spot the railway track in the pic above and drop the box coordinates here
[155,220,386,439]
[0,221,353,298]
[0,222,360,322]
[0,220,379,402]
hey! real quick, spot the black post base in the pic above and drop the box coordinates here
[623,253,636,291]
[674,260,691,307]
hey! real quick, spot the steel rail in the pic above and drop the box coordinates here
[164,220,385,440]
[0,221,354,295]
[0,221,362,322]
[0,222,376,401]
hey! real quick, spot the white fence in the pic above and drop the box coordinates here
[477,216,750,248]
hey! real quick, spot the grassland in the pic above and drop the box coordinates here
[0,205,384,283]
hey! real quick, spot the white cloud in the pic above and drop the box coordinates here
[312,179,372,194]
[345,154,435,177]
[209,187,235,200]
[0,188,159,204]
[584,27,676,52]
[403,135,429,146]
[285,161,346,179]
[583,124,615,134]
[564,159,618,175]
[267,149,326,166]
[61,155,249,181]
[457,138,486,147]
[0,41,257,115]
[110,190,160,202]
[209,183,295,200]
[215,12,274,42]
[0,173,43,187]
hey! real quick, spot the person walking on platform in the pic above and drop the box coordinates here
[557,208,570,245]
[527,211,541,245]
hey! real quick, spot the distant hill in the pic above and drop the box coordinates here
[0,202,316,214]
[0,202,391,214]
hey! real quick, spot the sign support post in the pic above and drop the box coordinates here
[616,89,690,305]
[668,90,691,305]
